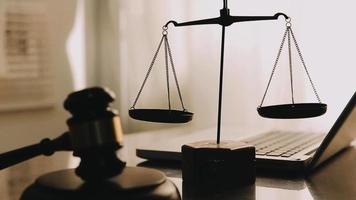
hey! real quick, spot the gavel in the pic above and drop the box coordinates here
[0,87,125,181]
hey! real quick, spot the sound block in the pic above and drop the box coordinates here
[182,140,255,191]
[21,167,181,200]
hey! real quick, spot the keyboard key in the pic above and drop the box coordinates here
[256,152,267,155]
[281,154,292,157]
[266,152,283,156]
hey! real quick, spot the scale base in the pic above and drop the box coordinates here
[21,167,181,200]
[182,140,255,193]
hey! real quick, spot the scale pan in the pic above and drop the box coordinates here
[258,103,327,119]
[129,109,193,123]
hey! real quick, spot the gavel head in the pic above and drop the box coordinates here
[64,87,125,181]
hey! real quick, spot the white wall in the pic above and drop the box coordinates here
[0,0,75,154]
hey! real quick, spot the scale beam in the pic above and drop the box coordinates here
[165,10,289,28]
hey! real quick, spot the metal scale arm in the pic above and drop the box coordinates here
[165,12,288,28]
[164,0,289,144]
[165,0,288,28]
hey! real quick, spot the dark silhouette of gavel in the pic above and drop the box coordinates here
[0,87,125,181]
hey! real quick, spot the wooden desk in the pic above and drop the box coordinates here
[121,128,356,200]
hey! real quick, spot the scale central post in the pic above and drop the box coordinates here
[165,0,288,144]
[217,23,226,144]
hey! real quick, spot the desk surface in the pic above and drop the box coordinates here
[121,127,356,200]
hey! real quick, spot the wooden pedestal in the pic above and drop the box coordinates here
[182,140,255,192]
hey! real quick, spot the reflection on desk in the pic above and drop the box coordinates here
[170,177,313,200]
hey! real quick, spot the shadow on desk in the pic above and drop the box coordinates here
[138,161,256,200]
[138,160,306,191]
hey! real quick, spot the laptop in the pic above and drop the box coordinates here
[136,91,356,173]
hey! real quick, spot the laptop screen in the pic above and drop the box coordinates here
[309,92,356,168]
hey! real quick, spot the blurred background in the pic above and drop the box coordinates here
[0,0,355,199]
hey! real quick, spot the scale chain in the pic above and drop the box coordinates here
[260,20,322,107]
[289,28,322,103]
[131,35,165,109]
[259,28,289,107]
[164,35,172,110]
[287,27,295,104]
[165,34,186,110]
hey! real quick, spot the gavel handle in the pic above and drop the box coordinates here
[0,132,72,170]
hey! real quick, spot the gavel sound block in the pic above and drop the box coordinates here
[182,140,255,192]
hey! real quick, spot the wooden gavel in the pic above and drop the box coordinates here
[0,87,125,181]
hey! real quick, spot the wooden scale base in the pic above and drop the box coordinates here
[182,140,256,193]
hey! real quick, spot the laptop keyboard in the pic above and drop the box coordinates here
[242,131,324,158]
